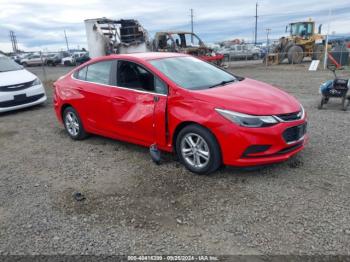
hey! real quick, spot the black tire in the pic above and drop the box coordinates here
[63,107,88,140]
[288,45,304,64]
[64,61,71,66]
[176,124,221,175]
[252,54,259,60]
[22,62,28,67]
[342,96,349,111]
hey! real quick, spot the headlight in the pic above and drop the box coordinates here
[300,104,305,119]
[215,108,279,128]
[31,78,42,86]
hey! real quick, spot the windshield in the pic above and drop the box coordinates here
[149,56,236,90]
[291,23,313,37]
[0,56,23,72]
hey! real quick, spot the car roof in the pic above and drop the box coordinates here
[107,52,188,61]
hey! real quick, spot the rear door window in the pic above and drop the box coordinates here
[85,61,113,85]
[75,66,87,80]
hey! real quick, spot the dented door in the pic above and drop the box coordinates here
[110,87,167,147]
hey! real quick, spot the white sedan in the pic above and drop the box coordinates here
[0,55,47,113]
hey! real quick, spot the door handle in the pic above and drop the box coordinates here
[153,96,160,102]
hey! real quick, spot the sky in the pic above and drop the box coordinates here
[0,0,349,52]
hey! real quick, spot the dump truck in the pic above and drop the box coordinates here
[267,19,324,64]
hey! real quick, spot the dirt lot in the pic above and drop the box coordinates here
[0,63,349,255]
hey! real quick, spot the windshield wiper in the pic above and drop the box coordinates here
[208,79,236,89]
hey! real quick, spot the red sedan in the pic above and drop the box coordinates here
[53,52,307,175]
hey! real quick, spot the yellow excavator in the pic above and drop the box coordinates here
[267,19,324,64]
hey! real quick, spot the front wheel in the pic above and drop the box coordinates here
[63,107,88,140]
[176,124,221,175]
[288,45,304,64]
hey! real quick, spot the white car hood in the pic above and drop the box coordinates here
[0,69,37,86]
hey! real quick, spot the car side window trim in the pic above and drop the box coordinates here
[72,59,168,96]
[72,60,113,86]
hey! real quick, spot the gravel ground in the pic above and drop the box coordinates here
[0,63,349,255]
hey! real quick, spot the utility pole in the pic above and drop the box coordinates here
[9,31,18,53]
[190,8,194,44]
[323,9,332,70]
[265,28,271,47]
[64,29,70,51]
[254,2,258,45]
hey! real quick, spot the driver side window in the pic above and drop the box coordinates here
[117,61,168,95]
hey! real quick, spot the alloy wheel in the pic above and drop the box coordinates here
[65,112,80,136]
[180,133,210,169]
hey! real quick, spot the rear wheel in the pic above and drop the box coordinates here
[22,62,28,67]
[288,45,304,64]
[63,107,88,140]
[176,124,221,175]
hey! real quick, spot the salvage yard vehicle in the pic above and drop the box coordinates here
[20,54,45,67]
[84,18,223,65]
[153,31,224,65]
[45,53,61,66]
[53,52,307,175]
[62,52,90,66]
[219,44,261,61]
[0,55,47,113]
[85,18,149,58]
[267,19,324,64]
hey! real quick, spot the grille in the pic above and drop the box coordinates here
[282,123,307,143]
[0,94,44,108]
[276,111,302,121]
[0,80,35,92]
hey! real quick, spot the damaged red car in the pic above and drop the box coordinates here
[53,52,307,175]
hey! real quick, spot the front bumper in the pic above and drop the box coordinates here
[212,119,308,167]
[0,84,47,113]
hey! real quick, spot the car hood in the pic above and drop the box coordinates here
[0,69,36,86]
[190,78,301,115]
